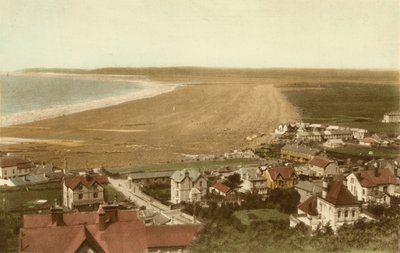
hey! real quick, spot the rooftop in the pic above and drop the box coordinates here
[63,174,109,190]
[267,166,297,180]
[309,156,334,169]
[0,156,34,168]
[355,168,399,188]
[170,169,202,183]
[322,181,359,206]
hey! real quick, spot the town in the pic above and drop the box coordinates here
[1,114,399,252]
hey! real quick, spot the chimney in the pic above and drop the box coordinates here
[50,199,64,226]
[97,205,107,231]
[374,166,380,177]
[102,203,119,223]
[343,176,348,187]
[322,177,329,199]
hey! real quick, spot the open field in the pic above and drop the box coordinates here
[279,82,400,136]
[0,68,398,169]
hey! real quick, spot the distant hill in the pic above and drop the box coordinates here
[20,67,399,84]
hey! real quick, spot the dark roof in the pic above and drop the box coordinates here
[21,208,201,253]
[356,168,399,188]
[298,195,318,216]
[171,169,202,182]
[211,182,231,194]
[63,175,109,190]
[281,144,321,156]
[267,167,297,180]
[323,181,359,206]
[309,156,334,169]
[0,157,34,169]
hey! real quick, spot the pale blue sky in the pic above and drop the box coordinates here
[0,0,399,71]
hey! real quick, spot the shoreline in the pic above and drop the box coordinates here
[0,72,191,127]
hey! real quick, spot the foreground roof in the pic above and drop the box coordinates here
[355,168,399,188]
[64,174,109,190]
[20,208,201,253]
[298,195,318,216]
[322,181,359,206]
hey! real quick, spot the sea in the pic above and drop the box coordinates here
[0,74,144,117]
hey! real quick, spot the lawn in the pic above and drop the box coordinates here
[234,208,289,225]
[279,82,400,136]
[105,158,260,175]
[327,145,400,160]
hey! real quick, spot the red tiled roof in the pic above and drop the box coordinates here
[211,182,231,194]
[20,208,201,253]
[267,167,296,180]
[309,156,333,169]
[324,181,359,206]
[298,195,318,216]
[0,157,34,169]
[356,168,399,188]
[360,137,380,144]
[146,225,202,248]
[64,175,109,190]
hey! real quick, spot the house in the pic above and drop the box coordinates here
[274,123,298,135]
[63,173,109,209]
[295,180,323,202]
[296,131,323,142]
[0,156,35,179]
[290,179,361,232]
[382,112,400,123]
[128,171,174,185]
[323,139,345,148]
[308,156,339,177]
[359,137,380,146]
[346,167,400,205]
[209,181,233,197]
[281,144,321,163]
[19,204,201,253]
[263,166,298,190]
[350,128,368,140]
[237,167,268,194]
[323,130,353,141]
[170,169,207,204]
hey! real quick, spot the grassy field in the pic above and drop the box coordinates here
[279,82,400,136]
[327,144,400,160]
[234,208,289,225]
[105,159,259,175]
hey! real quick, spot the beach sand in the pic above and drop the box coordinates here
[2,68,396,170]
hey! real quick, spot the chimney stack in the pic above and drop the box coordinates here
[50,199,64,226]
[97,205,107,231]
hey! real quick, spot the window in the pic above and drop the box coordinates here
[352,210,355,217]
[4,170,7,176]
[13,169,15,174]
[383,186,388,192]
[338,211,341,218]
[93,192,98,198]
[350,178,354,184]
[79,194,83,200]
[176,191,179,197]
[78,185,83,190]
[199,181,203,187]
[345,210,348,218]
[362,189,365,195]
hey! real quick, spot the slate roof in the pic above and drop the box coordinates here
[298,195,318,216]
[20,208,201,253]
[309,156,334,169]
[64,175,109,190]
[281,144,321,156]
[267,167,297,180]
[323,181,359,206]
[355,168,399,188]
[170,169,202,183]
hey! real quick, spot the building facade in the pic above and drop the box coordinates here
[382,112,400,123]
[280,144,321,163]
[263,166,298,190]
[170,169,207,204]
[308,156,340,177]
[0,156,35,179]
[63,174,109,209]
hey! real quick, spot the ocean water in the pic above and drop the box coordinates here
[0,75,144,116]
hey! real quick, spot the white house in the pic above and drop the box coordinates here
[0,156,35,179]
[290,179,360,232]
[346,167,399,205]
[323,139,345,149]
[170,169,207,204]
[63,173,109,209]
[308,156,340,177]
[236,167,268,194]
[350,128,368,140]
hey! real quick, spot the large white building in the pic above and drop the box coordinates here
[291,179,361,232]
[346,167,400,205]
[63,173,109,209]
[382,112,400,123]
[0,156,35,179]
[170,169,207,204]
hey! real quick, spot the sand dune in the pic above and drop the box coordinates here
[0,73,299,169]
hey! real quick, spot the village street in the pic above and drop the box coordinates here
[108,177,198,224]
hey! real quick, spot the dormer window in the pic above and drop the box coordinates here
[78,185,83,190]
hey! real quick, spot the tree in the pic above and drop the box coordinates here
[223,173,242,189]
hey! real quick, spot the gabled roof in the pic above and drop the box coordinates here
[64,175,109,190]
[267,167,297,181]
[322,181,359,206]
[170,169,202,183]
[211,182,231,194]
[355,168,399,188]
[0,156,34,168]
[298,195,318,216]
[309,156,334,169]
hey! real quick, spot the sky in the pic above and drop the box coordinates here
[0,0,399,71]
